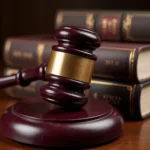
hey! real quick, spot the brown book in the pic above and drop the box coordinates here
[93,42,150,83]
[55,10,96,31]
[3,35,56,68]
[55,10,150,42]
[3,36,150,83]
[90,79,150,120]
[4,67,150,120]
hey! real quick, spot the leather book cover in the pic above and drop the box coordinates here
[93,42,150,83]
[122,12,150,42]
[3,36,56,68]
[3,38,150,83]
[55,10,150,42]
[90,79,150,120]
[55,10,96,31]
[95,11,123,41]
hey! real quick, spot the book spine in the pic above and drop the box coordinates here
[93,45,138,82]
[95,11,123,41]
[90,80,142,120]
[55,10,96,31]
[3,39,56,68]
[55,10,150,42]
[3,40,139,82]
[122,12,150,42]
[55,10,123,41]
[4,68,142,119]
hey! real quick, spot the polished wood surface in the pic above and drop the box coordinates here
[0,87,150,150]
[1,97,123,148]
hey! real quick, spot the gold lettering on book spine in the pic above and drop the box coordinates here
[6,69,18,76]
[86,13,94,30]
[4,40,12,65]
[105,59,120,66]
[91,80,134,114]
[123,14,133,40]
[129,48,136,77]
[123,13,150,41]
[127,86,133,115]
[12,51,33,60]
[56,12,63,28]
[102,94,121,105]
[101,18,118,35]
[37,43,45,65]
[112,18,118,35]
[93,46,134,78]
[101,18,108,33]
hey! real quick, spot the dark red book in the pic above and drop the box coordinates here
[55,10,150,42]
[3,67,150,120]
[3,36,150,83]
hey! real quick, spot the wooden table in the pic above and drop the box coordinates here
[0,65,150,150]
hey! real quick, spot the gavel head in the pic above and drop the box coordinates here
[40,26,101,109]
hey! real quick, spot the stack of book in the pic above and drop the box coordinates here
[3,10,150,120]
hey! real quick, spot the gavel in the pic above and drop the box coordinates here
[0,26,100,108]
[0,26,124,148]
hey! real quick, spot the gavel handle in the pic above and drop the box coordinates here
[0,63,47,89]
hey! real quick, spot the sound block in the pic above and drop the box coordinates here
[1,97,124,148]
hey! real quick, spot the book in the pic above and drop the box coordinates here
[3,35,56,68]
[3,37,150,83]
[4,67,150,120]
[55,10,150,42]
[91,79,150,120]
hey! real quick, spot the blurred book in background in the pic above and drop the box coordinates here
[55,10,150,42]
[2,10,150,120]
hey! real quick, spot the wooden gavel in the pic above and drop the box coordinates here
[0,26,123,148]
[0,26,100,108]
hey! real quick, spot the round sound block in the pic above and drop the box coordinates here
[1,97,124,148]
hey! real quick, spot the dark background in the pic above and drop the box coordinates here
[0,0,150,49]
